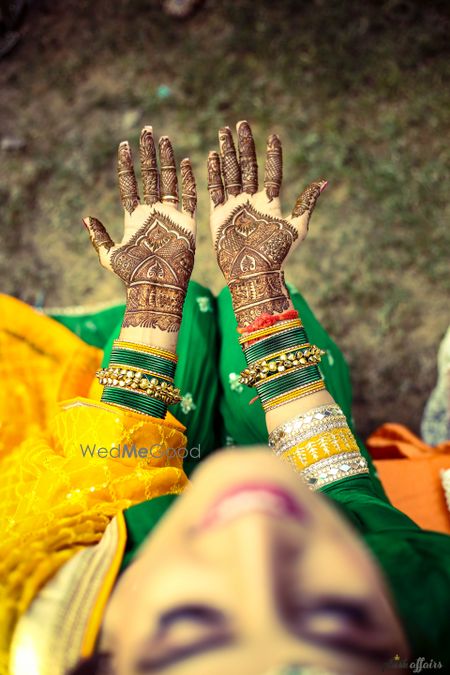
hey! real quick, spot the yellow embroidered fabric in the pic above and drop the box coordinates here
[0,295,189,675]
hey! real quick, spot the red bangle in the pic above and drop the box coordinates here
[237,310,299,335]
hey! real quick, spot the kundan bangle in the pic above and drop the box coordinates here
[240,345,325,387]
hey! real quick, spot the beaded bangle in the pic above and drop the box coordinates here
[240,346,324,387]
[97,367,181,405]
[239,318,303,345]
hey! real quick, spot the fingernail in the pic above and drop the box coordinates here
[319,180,328,193]
[82,217,89,228]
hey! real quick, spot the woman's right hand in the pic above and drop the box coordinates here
[83,127,197,336]
[207,121,326,329]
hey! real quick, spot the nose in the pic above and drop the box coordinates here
[224,512,301,637]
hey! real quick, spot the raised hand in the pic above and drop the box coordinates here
[208,121,326,328]
[84,127,196,334]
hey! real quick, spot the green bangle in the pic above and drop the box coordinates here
[256,365,322,404]
[102,386,167,418]
[244,327,308,365]
[109,347,176,378]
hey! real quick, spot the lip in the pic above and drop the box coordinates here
[196,481,308,531]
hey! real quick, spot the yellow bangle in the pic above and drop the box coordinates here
[280,426,359,471]
[262,381,326,411]
[239,319,303,345]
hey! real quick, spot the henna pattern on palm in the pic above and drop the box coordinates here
[110,210,195,331]
[215,202,298,327]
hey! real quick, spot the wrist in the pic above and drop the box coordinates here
[119,324,179,352]
[229,271,293,328]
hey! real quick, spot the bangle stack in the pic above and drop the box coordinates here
[268,404,369,489]
[97,340,181,418]
[239,321,326,412]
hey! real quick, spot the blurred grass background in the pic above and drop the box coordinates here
[0,0,449,437]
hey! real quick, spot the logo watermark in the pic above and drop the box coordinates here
[80,443,201,460]
[383,655,443,673]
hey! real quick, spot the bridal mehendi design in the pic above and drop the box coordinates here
[237,121,258,195]
[207,151,225,207]
[110,210,195,331]
[159,137,178,204]
[118,142,140,214]
[140,127,160,206]
[219,127,241,197]
[264,134,282,201]
[85,217,115,255]
[215,202,298,326]
[180,158,197,216]
[292,180,326,218]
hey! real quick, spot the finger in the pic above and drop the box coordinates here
[159,136,179,206]
[180,158,197,217]
[264,134,282,201]
[117,141,140,214]
[292,179,328,218]
[218,126,241,197]
[291,179,328,232]
[237,120,258,195]
[83,216,114,266]
[207,151,225,208]
[140,126,160,205]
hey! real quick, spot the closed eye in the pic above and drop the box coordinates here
[134,604,234,672]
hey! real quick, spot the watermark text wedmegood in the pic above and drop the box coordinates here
[80,443,200,459]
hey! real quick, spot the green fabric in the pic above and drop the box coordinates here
[50,281,450,661]
[119,495,178,572]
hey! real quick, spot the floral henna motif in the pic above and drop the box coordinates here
[110,211,195,331]
[215,202,298,327]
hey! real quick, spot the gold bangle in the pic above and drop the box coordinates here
[240,345,324,387]
[98,365,173,384]
[239,319,303,345]
[113,340,178,362]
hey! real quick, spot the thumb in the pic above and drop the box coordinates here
[290,179,328,235]
[83,216,115,266]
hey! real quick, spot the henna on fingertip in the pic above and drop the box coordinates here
[207,151,225,207]
[159,136,179,205]
[117,142,140,214]
[218,126,242,197]
[292,179,328,219]
[237,120,258,195]
[83,217,115,254]
[140,127,160,206]
[264,134,282,201]
[180,158,197,217]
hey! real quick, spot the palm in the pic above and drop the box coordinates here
[84,127,196,331]
[207,122,326,327]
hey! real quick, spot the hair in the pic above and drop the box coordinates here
[67,653,113,675]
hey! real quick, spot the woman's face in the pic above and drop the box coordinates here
[101,448,409,675]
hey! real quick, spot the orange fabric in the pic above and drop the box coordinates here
[367,423,450,534]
